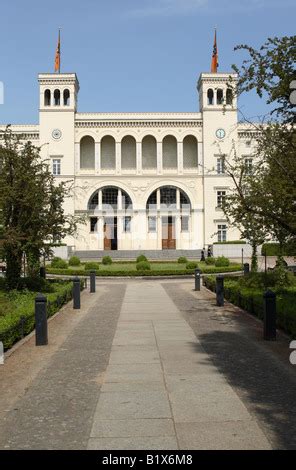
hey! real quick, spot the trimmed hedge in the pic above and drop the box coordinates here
[136,254,148,263]
[136,261,151,271]
[261,243,296,256]
[186,261,198,270]
[205,257,216,265]
[215,256,230,267]
[203,275,296,338]
[47,264,242,277]
[178,257,188,264]
[213,241,247,245]
[0,280,85,350]
[51,257,68,269]
[84,262,100,270]
[102,256,112,265]
[69,256,81,266]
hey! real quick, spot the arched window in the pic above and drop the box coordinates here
[183,135,198,168]
[207,89,214,105]
[63,89,70,106]
[88,186,133,211]
[44,89,51,106]
[163,135,177,169]
[142,135,157,169]
[80,136,95,169]
[121,136,136,170]
[217,89,224,105]
[54,89,60,106]
[146,186,191,211]
[226,88,233,105]
[101,136,116,170]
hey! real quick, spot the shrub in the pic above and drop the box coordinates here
[205,257,216,265]
[136,261,151,271]
[84,262,100,271]
[186,262,198,270]
[136,254,148,263]
[51,257,68,269]
[261,243,296,256]
[102,256,112,265]
[178,257,188,264]
[215,256,230,267]
[68,256,81,266]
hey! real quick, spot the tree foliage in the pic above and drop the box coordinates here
[0,128,78,289]
[222,36,296,264]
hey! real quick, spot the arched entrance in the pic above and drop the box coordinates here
[146,186,191,250]
[88,186,133,251]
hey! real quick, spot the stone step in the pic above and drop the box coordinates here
[74,249,202,261]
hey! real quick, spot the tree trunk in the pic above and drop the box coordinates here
[251,242,258,272]
[5,245,23,290]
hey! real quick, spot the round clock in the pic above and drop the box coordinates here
[52,129,62,140]
[216,128,226,140]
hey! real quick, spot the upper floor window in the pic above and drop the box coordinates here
[245,158,253,175]
[217,190,226,208]
[63,89,70,106]
[217,224,227,242]
[217,156,225,174]
[54,89,60,106]
[123,216,132,233]
[52,158,61,175]
[44,89,51,106]
[207,89,214,105]
[148,216,157,233]
[217,89,224,105]
[181,216,189,232]
[226,88,233,105]
[90,217,98,233]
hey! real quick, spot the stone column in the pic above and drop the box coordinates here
[157,141,162,175]
[95,142,100,174]
[136,141,142,175]
[177,141,183,175]
[116,141,121,175]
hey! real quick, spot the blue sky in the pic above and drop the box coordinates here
[0,0,295,124]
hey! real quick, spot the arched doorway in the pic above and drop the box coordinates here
[88,186,133,251]
[146,186,191,250]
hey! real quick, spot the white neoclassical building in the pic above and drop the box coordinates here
[0,69,258,256]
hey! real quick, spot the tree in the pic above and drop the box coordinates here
[222,36,296,256]
[0,128,78,289]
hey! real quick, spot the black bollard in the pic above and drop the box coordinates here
[216,275,224,307]
[35,293,48,346]
[73,277,81,309]
[263,290,276,341]
[90,270,96,293]
[194,268,202,291]
[40,266,46,279]
[243,263,250,276]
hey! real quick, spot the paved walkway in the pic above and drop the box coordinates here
[0,279,295,449]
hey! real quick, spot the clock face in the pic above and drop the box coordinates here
[216,128,226,139]
[52,129,62,140]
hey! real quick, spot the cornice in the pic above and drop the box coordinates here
[75,120,203,129]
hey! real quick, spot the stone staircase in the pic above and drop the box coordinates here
[74,249,202,261]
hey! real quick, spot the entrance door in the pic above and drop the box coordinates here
[162,216,176,250]
[104,217,118,251]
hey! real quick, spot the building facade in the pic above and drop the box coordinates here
[0,71,258,254]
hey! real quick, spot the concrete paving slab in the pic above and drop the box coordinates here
[176,421,272,450]
[92,390,172,420]
[109,350,160,365]
[87,436,179,450]
[104,363,164,383]
[90,418,175,438]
